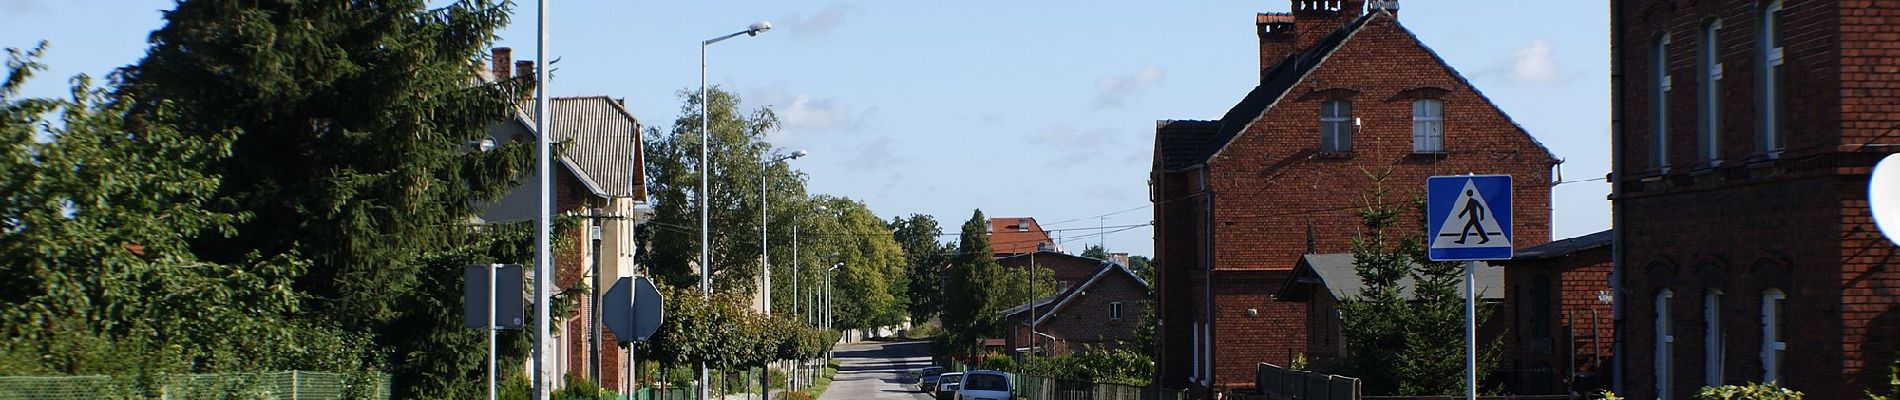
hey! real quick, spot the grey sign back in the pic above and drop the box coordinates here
[463,264,526,330]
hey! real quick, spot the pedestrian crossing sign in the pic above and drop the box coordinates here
[1427,175,1513,261]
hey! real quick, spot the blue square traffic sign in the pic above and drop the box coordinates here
[1427,175,1513,261]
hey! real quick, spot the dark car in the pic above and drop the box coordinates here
[917,366,946,392]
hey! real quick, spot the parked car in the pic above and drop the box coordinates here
[955,370,1013,400]
[934,372,964,400]
[917,366,946,392]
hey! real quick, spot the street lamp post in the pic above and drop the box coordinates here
[761,150,806,315]
[700,20,770,400]
[790,205,825,391]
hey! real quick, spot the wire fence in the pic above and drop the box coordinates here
[0,371,391,400]
[1016,375,1185,400]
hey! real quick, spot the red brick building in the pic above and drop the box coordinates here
[997,250,1111,294]
[1611,0,1900,398]
[1496,230,1613,395]
[990,217,1057,256]
[1000,258,1152,356]
[1150,1,1556,396]
[1273,253,1509,366]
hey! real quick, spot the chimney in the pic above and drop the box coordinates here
[1257,13,1297,82]
[1368,0,1399,17]
[1293,0,1365,50]
[515,60,534,79]
[491,47,512,81]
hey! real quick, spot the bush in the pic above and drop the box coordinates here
[1692,383,1804,400]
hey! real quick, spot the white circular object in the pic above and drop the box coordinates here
[1869,153,1900,245]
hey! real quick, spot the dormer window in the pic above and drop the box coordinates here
[1320,100,1353,153]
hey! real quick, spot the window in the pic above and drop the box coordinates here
[1413,99,1445,153]
[1110,302,1124,320]
[1700,20,1725,164]
[1759,0,1787,157]
[1653,33,1673,171]
[1762,289,1787,384]
[1656,289,1674,399]
[1705,289,1725,387]
[1321,100,1353,153]
[1190,323,1202,381]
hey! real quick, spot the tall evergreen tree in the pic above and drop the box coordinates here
[120,0,530,331]
[942,210,1004,358]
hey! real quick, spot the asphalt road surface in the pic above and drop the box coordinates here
[818,341,938,400]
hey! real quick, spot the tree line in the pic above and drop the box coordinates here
[0,0,917,398]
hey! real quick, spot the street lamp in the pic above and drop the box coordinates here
[700,20,771,400]
[761,149,807,315]
[793,205,827,324]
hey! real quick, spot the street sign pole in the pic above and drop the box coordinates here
[489,264,497,400]
[1465,260,1477,400]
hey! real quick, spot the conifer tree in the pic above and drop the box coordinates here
[942,210,1004,358]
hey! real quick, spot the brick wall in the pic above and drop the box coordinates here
[1613,0,1899,398]
[1187,12,1555,394]
[1501,247,1614,395]
[1041,271,1151,351]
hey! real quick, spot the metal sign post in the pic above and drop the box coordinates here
[1426,175,1514,399]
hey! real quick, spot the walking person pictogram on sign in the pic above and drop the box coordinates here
[1452,189,1491,245]
[1427,175,1513,261]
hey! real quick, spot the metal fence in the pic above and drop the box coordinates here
[0,371,391,400]
[1016,375,1186,400]
[1252,363,1360,400]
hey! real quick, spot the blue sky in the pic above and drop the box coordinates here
[1,0,1611,257]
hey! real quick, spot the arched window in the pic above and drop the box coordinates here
[1705,289,1725,386]
[1412,99,1445,153]
[1700,20,1725,164]
[1320,100,1353,153]
[1759,0,1786,157]
[1656,289,1675,399]
[1762,288,1787,383]
[1653,33,1673,171]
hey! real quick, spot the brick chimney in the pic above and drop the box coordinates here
[1293,0,1364,50]
[1257,12,1297,82]
[1368,0,1399,17]
[515,60,534,79]
[491,47,512,81]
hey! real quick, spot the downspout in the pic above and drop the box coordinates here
[1608,0,1627,393]
[1200,169,1215,396]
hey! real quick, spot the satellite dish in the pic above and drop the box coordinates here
[1869,153,1900,245]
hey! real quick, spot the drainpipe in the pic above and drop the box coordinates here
[1608,0,1627,393]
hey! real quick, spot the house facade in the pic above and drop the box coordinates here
[1000,258,1152,356]
[1273,253,1508,367]
[1150,1,1556,396]
[480,48,649,393]
[1611,0,1900,398]
[1496,231,1614,395]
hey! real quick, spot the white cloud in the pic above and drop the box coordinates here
[1029,124,1122,170]
[4,0,43,16]
[1505,39,1564,84]
[783,4,861,40]
[849,137,901,172]
[748,84,864,138]
[1093,66,1166,109]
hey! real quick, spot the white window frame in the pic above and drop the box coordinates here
[1656,289,1674,399]
[1321,100,1353,153]
[1190,322,1202,381]
[1413,99,1445,153]
[1762,289,1787,384]
[1110,302,1124,320]
[1705,289,1725,387]
[1700,20,1725,164]
[1654,33,1673,172]
[1760,0,1786,157]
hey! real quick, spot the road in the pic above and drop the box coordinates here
[818,340,938,400]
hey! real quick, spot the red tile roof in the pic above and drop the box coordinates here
[988,217,1053,256]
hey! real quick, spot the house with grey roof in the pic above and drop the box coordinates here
[1273,253,1507,364]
